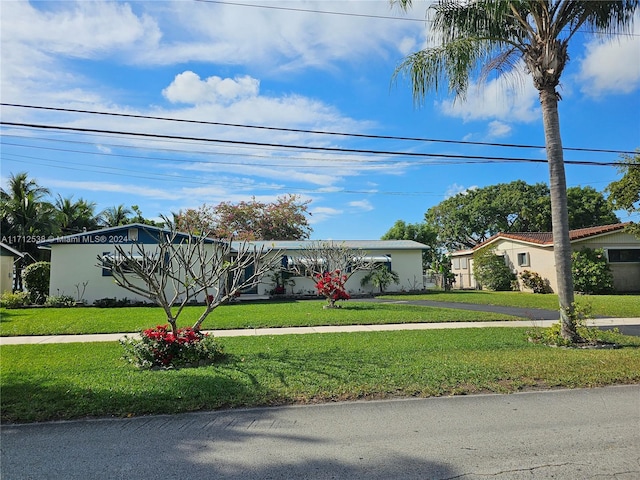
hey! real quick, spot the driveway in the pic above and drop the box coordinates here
[363,297,640,336]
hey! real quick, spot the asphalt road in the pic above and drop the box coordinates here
[2,386,639,479]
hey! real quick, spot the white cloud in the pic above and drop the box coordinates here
[46,179,182,201]
[162,72,260,105]
[487,120,512,138]
[578,33,640,96]
[444,183,477,199]
[438,64,540,123]
[309,206,343,224]
[349,200,374,211]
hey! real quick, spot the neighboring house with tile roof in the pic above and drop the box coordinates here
[449,223,640,293]
[38,224,429,304]
[0,243,24,294]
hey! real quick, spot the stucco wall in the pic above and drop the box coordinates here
[450,231,640,293]
[256,248,425,296]
[1,256,14,294]
[575,232,640,292]
[50,244,427,303]
[49,243,162,303]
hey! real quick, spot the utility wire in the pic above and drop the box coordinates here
[0,121,627,166]
[1,103,635,155]
[193,0,640,36]
[193,0,427,22]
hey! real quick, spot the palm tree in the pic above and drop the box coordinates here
[54,195,101,235]
[393,0,637,341]
[360,265,400,294]
[100,204,132,227]
[0,172,56,288]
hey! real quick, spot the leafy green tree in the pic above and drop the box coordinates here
[381,219,438,268]
[572,248,614,294]
[607,151,640,237]
[130,205,164,227]
[472,246,516,291]
[360,265,400,294]
[567,186,619,229]
[426,181,551,250]
[393,0,638,341]
[100,204,132,227]
[54,195,101,235]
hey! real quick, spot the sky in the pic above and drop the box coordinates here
[1,0,639,240]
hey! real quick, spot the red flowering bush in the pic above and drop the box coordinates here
[120,325,224,369]
[315,270,350,307]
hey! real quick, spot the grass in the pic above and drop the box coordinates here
[3,327,639,423]
[0,300,520,336]
[383,291,640,318]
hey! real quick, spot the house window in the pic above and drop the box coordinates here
[452,258,460,270]
[607,249,640,263]
[517,252,530,267]
[101,252,160,275]
[101,252,112,276]
[460,257,468,270]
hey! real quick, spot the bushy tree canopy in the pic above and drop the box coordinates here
[607,151,640,237]
[174,194,311,240]
[423,181,618,251]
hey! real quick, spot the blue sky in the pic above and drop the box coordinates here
[1,0,639,240]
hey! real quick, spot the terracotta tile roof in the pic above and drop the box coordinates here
[471,222,632,250]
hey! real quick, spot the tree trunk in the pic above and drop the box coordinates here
[539,87,578,342]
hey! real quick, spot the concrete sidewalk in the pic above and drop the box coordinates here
[2,317,640,345]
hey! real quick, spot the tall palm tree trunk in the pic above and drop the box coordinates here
[539,87,577,341]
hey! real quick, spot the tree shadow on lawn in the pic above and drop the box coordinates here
[0,309,19,324]
[1,367,269,424]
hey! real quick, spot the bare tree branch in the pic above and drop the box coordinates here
[98,221,280,332]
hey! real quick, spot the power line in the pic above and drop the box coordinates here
[193,0,640,37]
[1,103,635,155]
[0,121,628,166]
[193,0,426,22]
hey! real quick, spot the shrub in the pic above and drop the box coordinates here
[472,246,516,291]
[93,297,143,308]
[572,247,614,294]
[528,303,620,347]
[315,270,350,307]
[120,325,224,369]
[22,262,50,305]
[0,291,30,308]
[519,270,551,294]
[44,295,76,308]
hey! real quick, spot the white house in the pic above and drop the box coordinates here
[450,223,640,293]
[38,224,428,304]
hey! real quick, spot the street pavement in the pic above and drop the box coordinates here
[2,386,639,479]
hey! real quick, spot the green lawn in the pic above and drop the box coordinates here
[383,291,640,318]
[0,300,520,336]
[3,327,639,423]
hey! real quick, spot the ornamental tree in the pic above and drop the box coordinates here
[285,240,373,308]
[99,218,280,333]
[173,194,312,240]
[315,270,350,307]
